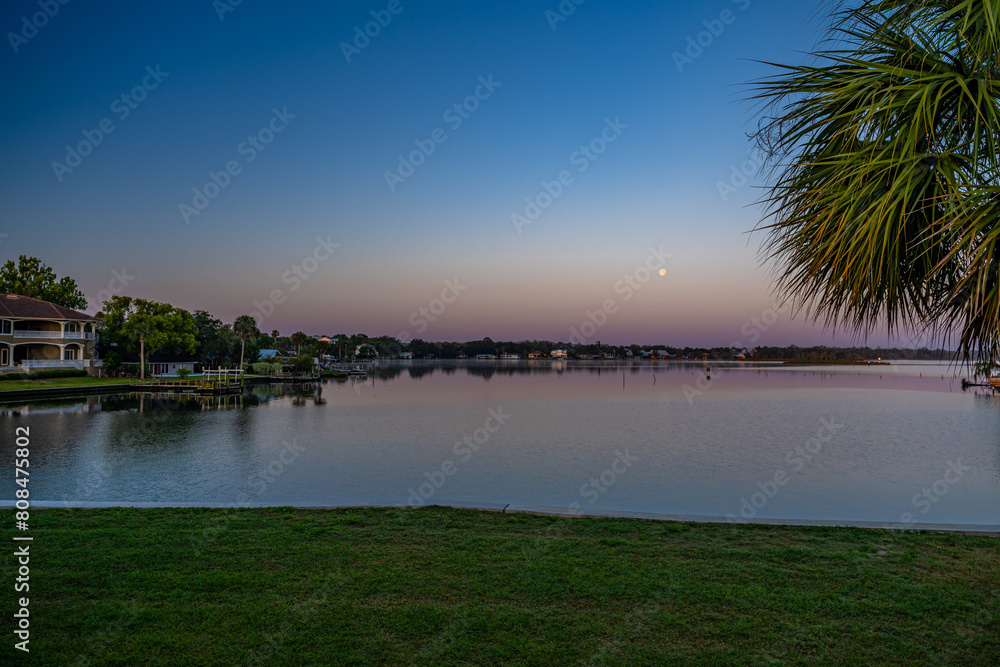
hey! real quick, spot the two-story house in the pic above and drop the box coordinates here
[0,294,101,374]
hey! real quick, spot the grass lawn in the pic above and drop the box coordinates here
[0,377,128,392]
[9,507,997,666]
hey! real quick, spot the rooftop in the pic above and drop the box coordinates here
[0,294,97,321]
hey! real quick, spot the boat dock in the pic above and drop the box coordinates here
[130,369,246,395]
[129,368,323,394]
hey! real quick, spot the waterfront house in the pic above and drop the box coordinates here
[551,349,568,359]
[0,294,101,374]
[99,345,198,377]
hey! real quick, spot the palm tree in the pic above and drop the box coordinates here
[270,329,280,346]
[334,334,349,360]
[751,0,1000,363]
[290,331,309,355]
[233,315,259,371]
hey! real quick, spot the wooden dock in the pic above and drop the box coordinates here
[129,369,322,394]
[130,369,245,394]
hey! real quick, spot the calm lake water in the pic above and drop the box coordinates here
[3,360,999,530]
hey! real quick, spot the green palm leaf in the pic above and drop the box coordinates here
[751,0,1000,362]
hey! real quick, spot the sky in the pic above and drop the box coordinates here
[0,0,914,348]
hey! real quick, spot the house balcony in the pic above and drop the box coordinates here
[19,359,102,370]
[10,331,97,340]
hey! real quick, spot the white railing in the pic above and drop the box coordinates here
[19,359,100,369]
[21,360,82,369]
[11,331,96,340]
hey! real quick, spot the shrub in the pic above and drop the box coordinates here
[27,369,88,379]
[293,354,315,373]
[252,362,275,376]
[120,363,149,378]
[103,350,122,376]
[0,369,88,381]
[177,367,191,379]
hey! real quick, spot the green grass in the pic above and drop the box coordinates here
[0,376,128,392]
[8,507,998,666]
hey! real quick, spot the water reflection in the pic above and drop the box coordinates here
[1,361,997,527]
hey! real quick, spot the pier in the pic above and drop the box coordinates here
[130,369,245,394]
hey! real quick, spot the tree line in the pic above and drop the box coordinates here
[0,255,958,373]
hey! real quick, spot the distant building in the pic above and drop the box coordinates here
[475,354,495,360]
[398,351,413,359]
[527,350,543,359]
[551,349,568,359]
[259,349,279,359]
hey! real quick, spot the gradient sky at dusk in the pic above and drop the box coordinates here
[1,0,910,347]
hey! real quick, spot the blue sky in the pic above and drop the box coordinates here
[1,0,907,347]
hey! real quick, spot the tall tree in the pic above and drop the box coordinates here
[333,334,349,360]
[233,314,260,371]
[191,310,238,368]
[0,255,87,309]
[751,0,1000,363]
[99,296,197,379]
[290,331,309,354]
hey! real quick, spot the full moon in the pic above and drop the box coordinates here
[659,269,667,277]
